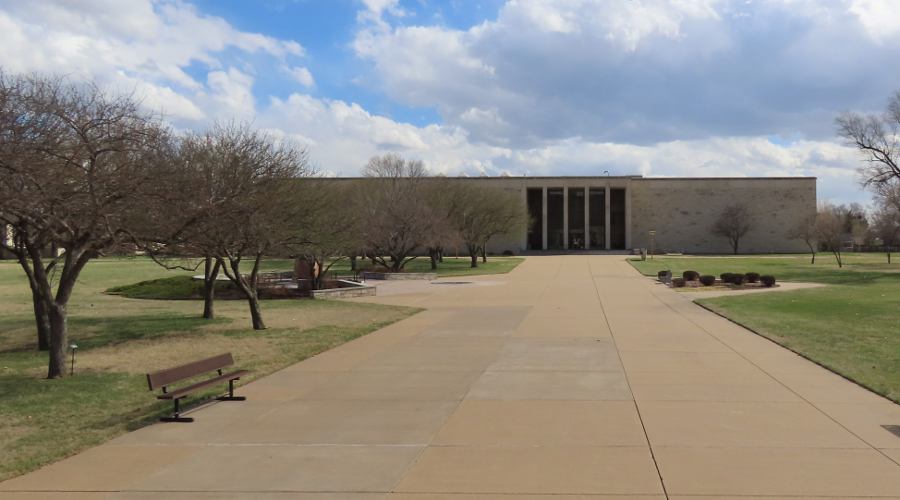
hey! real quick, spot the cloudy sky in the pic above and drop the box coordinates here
[2,0,899,204]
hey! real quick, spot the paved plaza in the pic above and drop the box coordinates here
[2,255,900,499]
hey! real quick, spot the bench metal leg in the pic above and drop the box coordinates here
[160,398,194,423]
[217,379,246,401]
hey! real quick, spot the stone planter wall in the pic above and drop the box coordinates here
[310,280,376,299]
[361,271,437,281]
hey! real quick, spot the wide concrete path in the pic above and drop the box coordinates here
[3,255,900,499]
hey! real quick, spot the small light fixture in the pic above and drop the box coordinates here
[69,343,78,376]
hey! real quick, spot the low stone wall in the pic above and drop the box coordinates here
[361,271,437,281]
[310,280,376,299]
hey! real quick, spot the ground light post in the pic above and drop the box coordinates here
[69,343,78,376]
[649,230,656,259]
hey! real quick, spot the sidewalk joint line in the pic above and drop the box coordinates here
[589,256,671,500]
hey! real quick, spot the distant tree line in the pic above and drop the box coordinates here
[0,72,526,378]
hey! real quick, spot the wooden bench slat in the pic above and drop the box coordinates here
[157,370,250,400]
[147,353,235,390]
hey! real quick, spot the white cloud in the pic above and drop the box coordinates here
[284,66,315,87]
[0,0,303,112]
[0,0,878,206]
[256,89,863,204]
[354,0,900,147]
[848,0,900,41]
[201,68,257,120]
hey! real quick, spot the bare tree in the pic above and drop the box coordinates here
[128,132,231,320]
[0,73,175,377]
[0,75,51,350]
[836,91,900,187]
[293,180,364,289]
[357,154,433,272]
[134,123,315,328]
[711,204,753,255]
[790,214,818,264]
[871,185,900,263]
[421,179,462,270]
[448,184,527,268]
[850,217,871,251]
[200,124,313,330]
[815,203,847,268]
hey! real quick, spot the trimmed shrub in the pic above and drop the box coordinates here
[699,275,716,286]
[760,275,776,287]
[657,270,672,283]
[720,272,734,284]
[745,272,760,283]
[502,249,515,256]
[671,277,686,288]
[730,274,745,286]
[683,270,700,281]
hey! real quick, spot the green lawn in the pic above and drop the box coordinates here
[0,256,420,481]
[629,253,900,403]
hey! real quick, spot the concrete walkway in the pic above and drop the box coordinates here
[3,255,900,499]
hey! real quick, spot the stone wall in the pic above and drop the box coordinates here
[629,178,816,254]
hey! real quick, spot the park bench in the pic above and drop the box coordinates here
[146,353,250,423]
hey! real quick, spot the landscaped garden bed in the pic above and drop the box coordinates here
[666,269,777,290]
[108,273,374,300]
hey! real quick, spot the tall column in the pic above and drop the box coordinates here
[584,187,590,250]
[625,186,632,250]
[520,187,528,251]
[563,187,569,249]
[605,185,611,250]
[541,187,548,250]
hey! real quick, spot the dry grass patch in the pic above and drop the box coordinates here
[78,334,282,374]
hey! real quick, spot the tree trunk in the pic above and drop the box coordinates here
[429,249,438,270]
[313,257,326,290]
[202,257,220,320]
[833,250,843,268]
[350,256,357,271]
[247,292,266,330]
[811,252,816,264]
[888,250,891,264]
[732,239,739,255]
[202,280,216,319]
[481,246,487,263]
[47,303,68,379]
[16,248,50,350]
[222,254,267,330]
[31,287,50,351]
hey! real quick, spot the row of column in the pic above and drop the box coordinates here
[539,186,628,251]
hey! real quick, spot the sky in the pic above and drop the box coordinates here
[1,0,899,205]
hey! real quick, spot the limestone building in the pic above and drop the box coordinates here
[455,176,816,254]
